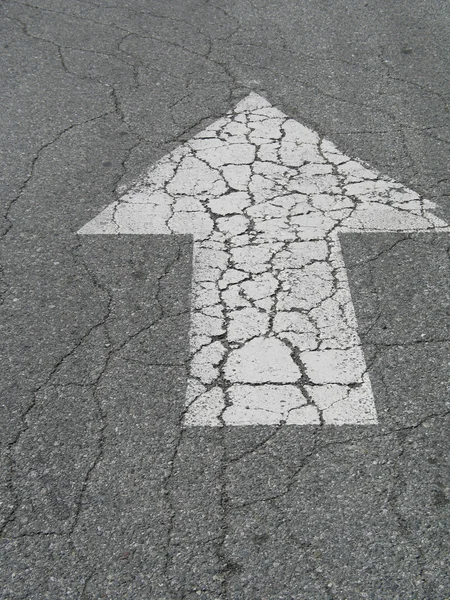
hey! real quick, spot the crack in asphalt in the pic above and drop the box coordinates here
[0,3,448,597]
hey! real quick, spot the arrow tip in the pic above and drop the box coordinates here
[234,92,271,113]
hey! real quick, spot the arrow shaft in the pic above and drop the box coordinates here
[185,232,377,426]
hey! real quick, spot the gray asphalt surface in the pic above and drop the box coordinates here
[0,1,449,598]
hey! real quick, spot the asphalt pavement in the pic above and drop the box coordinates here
[0,1,449,598]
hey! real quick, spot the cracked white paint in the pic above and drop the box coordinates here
[78,93,449,427]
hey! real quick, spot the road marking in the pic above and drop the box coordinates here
[79,93,449,426]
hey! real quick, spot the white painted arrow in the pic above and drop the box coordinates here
[79,93,449,427]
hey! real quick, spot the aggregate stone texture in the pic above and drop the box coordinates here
[0,0,449,598]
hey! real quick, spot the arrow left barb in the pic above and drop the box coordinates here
[78,93,449,427]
